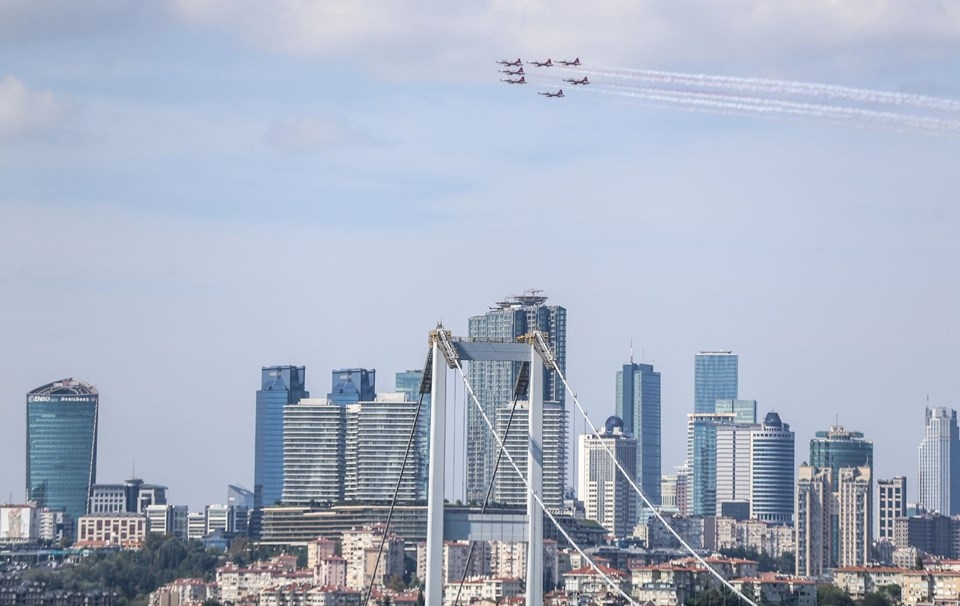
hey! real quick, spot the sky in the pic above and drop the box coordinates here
[1,0,959,511]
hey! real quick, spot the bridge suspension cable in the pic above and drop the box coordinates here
[435,330,639,606]
[530,331,761,606]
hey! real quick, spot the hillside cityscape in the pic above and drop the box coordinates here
[2,292,956,606]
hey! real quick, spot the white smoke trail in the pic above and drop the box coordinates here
[600,83,960,133]
[582,87,960,137]
[566,66,960,113]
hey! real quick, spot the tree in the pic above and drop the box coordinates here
[816,584,855,606]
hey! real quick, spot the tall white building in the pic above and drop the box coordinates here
[345,393,429,503]
[750,411,795,524]
[796,466,832,577]
[795,464,871,575]
[493,401,567,511]
[918,407,960,516]
[282,398,346,506]
[836,466,872,568]
[577,416,637,538]
[715,422,755,517]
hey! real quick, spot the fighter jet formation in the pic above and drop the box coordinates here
[496,56,589,99]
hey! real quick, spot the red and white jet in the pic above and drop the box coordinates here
[528,58,553,67]
[557,58,581,66]
[497,58,522,67]
[501,76,527,84]
[499,67,525,76]
[538,89,564,98]
[563,76,589,85]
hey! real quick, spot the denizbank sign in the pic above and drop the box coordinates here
[28,395,95,403]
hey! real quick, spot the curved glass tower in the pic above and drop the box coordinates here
[750,411,795,524]
[26,378,99,532]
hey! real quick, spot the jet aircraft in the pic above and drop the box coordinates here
[557,58,581,66]
[563,77,589,85]
[538,89,564,98]
[499,67,525,76]
[501,76,527,84]
[528,58,553,67]
[497,58,522,66]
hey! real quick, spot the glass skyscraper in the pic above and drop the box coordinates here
[615,362,661,508]
[918,407,960,516]
[466,291,566,504]
[750,411,795,524]
[328,368,375,405]
[809,425,874,478]
[254,366,308,511]
[26,378,99,534]
[694,351,738,414]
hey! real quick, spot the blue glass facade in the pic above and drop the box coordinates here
[26,378,99,535]
[694,351,738,414]
[615,362,661,508]
[254,366,308,510]
[328,368,375,405]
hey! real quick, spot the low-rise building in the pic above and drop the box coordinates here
[148,578,214,606]
[730,574,816,606]
[443,577,522,605]
[76,513,147,549]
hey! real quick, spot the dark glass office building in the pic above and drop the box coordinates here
[694,351,738,414]
[615,361,662,508]
[328,368,376,405]
[26,378,99,533]
[254,366,308,511]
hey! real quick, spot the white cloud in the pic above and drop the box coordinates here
[0,76,68,140]
[171,0,960,77]
[261,116,357,152]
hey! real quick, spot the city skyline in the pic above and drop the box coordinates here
[2,3,958,511]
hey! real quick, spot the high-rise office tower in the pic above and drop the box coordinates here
[615,361,661,507]
[494,401,567,511]
[254,366,308,511]
[687,412,736,516]
[714,399,758,518]
[749,411,795,524]
[26,378,99,534]
[918,407,960,515]
[578,416,638,538]
[328,368,375,405]
[878,476,907,542]
[395,370,431,473]
[395,370,425,403]
[694,351,738,414]
[808,424,873,564]
[282,398,347,505]
[715,423,754,518]
[345,394,429,503]
[810,425,874,479]
[466,291,566,504]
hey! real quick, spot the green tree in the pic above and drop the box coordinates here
[817,584,855,606]
[878,584,902,604]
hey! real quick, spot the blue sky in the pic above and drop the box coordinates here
[2,0,959,509]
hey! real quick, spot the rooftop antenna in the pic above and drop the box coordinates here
[630,338,634,364]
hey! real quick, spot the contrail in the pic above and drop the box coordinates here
[600,83,960,133]
[564,66,960,113]
[581,86,960,137]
